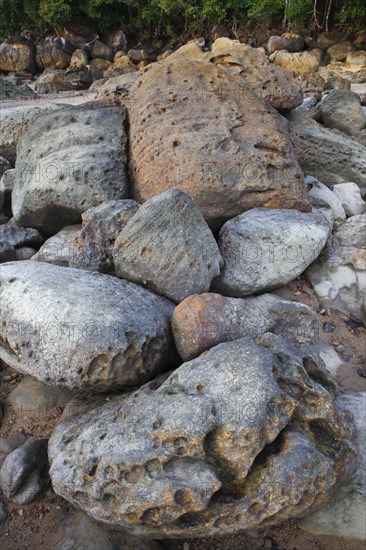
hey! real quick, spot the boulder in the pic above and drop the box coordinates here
[316,32,340,50]
[213,208,331,297]
[48,335,358,538]
[305,176,346,222]
[267,36,290,55]
[0,103,66,164]
[12,104,128,235]
[270,50,320,74]
[331,182,366,217]
[0,224,44,263]
[299,392,366,541]
[90,58,112,71]
[104,28,127,52]
[0,37,36,73]
[306,214,366,321]
[345,50,366,69]
[324,74,351,91]
[91,40,114,61]
[281,33,304,52]
[0,439,49,504]
[327,42,353,61]
[128,49,148,62]
[352,70,366,84]
[70,200,139,273]
[297,72,325,100]
[0,77,36,102]
[31,225,81,267]
[113,190,222,302]
[0,157,11,179]
[93,72,138,104]
[34,67,93,93]
[129,59,308,230]
[0,436,27,470]
[172,292,318,361]
[0,261,175,392]
[288,117,366,196]
[319,90,366,136]
[69,49,89,68]
[204,38,304,110]
[36,37,75,70]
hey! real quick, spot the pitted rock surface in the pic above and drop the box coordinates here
[12,104,128,235]
[128,58,308,230]
[49,335,358,538]
[113,190,223,302]
[0,261,174,392]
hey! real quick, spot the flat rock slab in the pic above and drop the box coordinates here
[213,208,331,297]
[128,58,308,230]
[0,261,175,392]
[12,104,128,235]
[113,189,222,302]
[49,335,357,538]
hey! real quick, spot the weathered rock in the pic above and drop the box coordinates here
[288,116,366,195]
[90,58,112,71]
[0,436,27,469]
[12,104,128,235]
[172,292,318,361]
[213,208,331,297]
[15,247,37,261]
[0,439,49,504]
[36,37,75,70]
[352,70,366,84]
[0,157,11,178]
[0,225,43,263]
[91,40,114,61]
[317,32,340,50]
[319,90,366,136]
[0,261,175,391]
[204,38,304,110]
[345,50,366,69]
[93,72,139,104]
[299,392,366,541]
[267,36,290,55]
[49,335,358,538]
[104,28,127,52]
[306,214,366,321]
[305,176,346,222]
[31,225,81,267]
[34,67,93,93]
[331,182,366,217]
[69,48,89,68]
[7,377,74,416]
[114,190,222,302]
[281,33,304,52]
[327,42,353,61]
[128,49,148,62]
[297,73,325,100]
[324,74,351,91]
[0,103,66,164]
[271,50,320,74]
[70,200,138,273]
[0,37,36,73]
[129,59,308,230]
[0,77,36,102]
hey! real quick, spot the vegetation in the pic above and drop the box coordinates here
[0,0,365,42]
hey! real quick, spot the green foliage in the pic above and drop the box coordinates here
[0,0,365,42]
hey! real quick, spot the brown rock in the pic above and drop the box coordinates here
[271,50,320,74]
[327,42,353,61]
[345,50,366,69]
[0,37,36,74]
[128,59,308,230]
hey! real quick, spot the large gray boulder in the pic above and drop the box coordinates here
[49,335,358,538]
[172,292,318,361]
[114,190,222,302]
[0,103,66,164]
[0,261,175,392]
[12,104,128,235]
[289,117,366,196]
[213,208,331,297]
[319,90,366,136]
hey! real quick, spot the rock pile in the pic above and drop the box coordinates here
[0,33,365,546]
